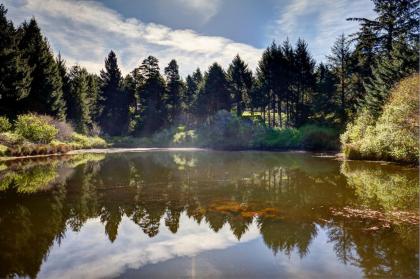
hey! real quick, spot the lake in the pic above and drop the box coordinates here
[0,150,418,279]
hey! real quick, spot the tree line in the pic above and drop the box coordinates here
[0,0,418,136]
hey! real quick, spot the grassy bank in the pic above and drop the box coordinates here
[0,114,107,158]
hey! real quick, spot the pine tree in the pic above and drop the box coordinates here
[196,63,231,118]
[86,73,101,123]
[98,51,128,136]
[67,65,91,134]
[364,41,418,116]
[137,56,167,135]
[18,19,66,119]
[282,39,295,126]
[312,63,337,124]
[327,34,354,123]
[0,4,31,118]
[349,25,377,108]
[227,55,253,117]
[164,59,182,124]
[347,0,419,56]
[294,39,316,126]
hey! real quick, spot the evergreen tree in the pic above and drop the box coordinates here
[293,39,316,126]
[67,65,91,134]
[349,25,377,107]
[347,0,419,56]
[137,56,167,135]
[98,51,128,136]
[227,55,253,117]
[164,59,182,124]
[18,19,66,119]
[327,34,354,123]
[0,4,31,118]
[312,63,337,124]
[196,63,231,118]
[255,44,275,126]
[86,73,101,123]
[364,41,418,116]
[282,39,296,126]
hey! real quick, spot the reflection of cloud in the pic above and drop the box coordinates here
[3,0,261,76]
[38,213,260,279]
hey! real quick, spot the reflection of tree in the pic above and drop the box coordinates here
[259,218,317,257]
[341,161,419,211]
[0,151,418,278]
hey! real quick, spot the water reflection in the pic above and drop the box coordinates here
[0,151,418,278]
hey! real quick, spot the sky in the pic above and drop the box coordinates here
[2,0,376,76]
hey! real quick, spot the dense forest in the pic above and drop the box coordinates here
[0,0,418,161]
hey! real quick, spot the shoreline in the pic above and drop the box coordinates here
[0,147,416,166]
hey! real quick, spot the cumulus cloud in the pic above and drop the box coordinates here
[269,0,376,61]
[3,0,261,76]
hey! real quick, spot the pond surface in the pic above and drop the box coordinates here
[0,150,418,279]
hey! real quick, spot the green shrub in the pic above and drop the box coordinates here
[341,74,419,163]
[14,114,58,144]
[0,144,8,156]
[0,132,25,146]
[0,116,11,132]
[70,133,107,149]
[299,125,339,150]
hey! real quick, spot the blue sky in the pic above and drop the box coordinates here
[3,0,375,76]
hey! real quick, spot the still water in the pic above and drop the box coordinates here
[0,150,418,279]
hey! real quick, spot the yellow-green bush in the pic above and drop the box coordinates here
[341,74,419,163]
[0,132,25,146]
[0,116,11,132]
[70,133,107,149]
[14,114,58,144]
[0,144,7,156]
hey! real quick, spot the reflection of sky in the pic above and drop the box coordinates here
[37,213,362,278]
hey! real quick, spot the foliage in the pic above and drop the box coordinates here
[0,116,12,132]
[0,144,7,156]
[18,19,66,119]
[70,133,107,149]
[98,51,128,136]
[0,132,25,146]
[0,4,32,118]
[14,114,58,144]
[227,55,253,117]
[66,65,91,134]
[341,74,419,163]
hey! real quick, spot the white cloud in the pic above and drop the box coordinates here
[174,0,222,23]
[3,0,261,76]
[268,0,376,62]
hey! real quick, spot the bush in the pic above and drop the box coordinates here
[341,74,419,163]
[0,116,11,132]
[70,133,107,149]
[0,132,25,146]
[299,125,339,150]
[14,114,58,144]
[0,144,7,156]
